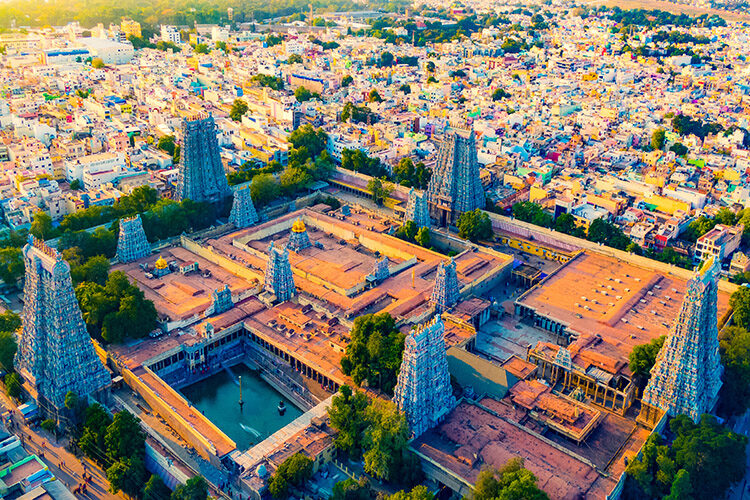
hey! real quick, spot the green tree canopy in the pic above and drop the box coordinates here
[340,313,405,394]
[268,452,313,499]
[328,385,370,456]
[457,209,493,242]
[512,202,553,228]
[651,128,666,150]
[229,99,248,121]
[172,476,208,500]
[473,458,549,500]
[629,335,666,389]
[144,474,172,500]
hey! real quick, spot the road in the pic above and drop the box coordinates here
[0,391,119,499]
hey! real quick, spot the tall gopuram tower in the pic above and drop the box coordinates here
[264,242,296,302]
[175,114,232,204]
[431,258,460,312]
[393,316,456,438]
[639,258,723,426]
[405,187,430,229]
[229,185,259,228]
[15,237,110,416]
[116,214,151,263]
[426,126,485,226]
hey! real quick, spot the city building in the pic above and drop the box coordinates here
[640,258,723,425]
[694,224,742,263]
[431,258,460,312]
[15,237,110,416]
[426,127,485,226]
[160,25,180,44]
[175,115,232,204]
[229,186,259,228]
[116,214,151,263]
[120,19,142,39]
[393,316,456,438]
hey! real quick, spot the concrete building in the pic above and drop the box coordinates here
[694,224,742,263]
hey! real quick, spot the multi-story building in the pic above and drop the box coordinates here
[694,224,742,263]
[160,25,181,44]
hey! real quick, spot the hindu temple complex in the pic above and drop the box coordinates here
[394,316,456,439]
[175,115,232,204]
[426,127,485,225]
[640,258,724,424]
[116,214,151,263]
[15,237,111,415]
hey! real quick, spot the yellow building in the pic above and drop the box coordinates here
[643,194,690,215]
[120,19,142,39]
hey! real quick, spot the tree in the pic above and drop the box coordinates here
[651,128,666,150]
[193,43,209,54]
[368,89,383,103]
[512,202,553,228]
[0,248,23,286]
[41,418,56,434]
[625,415,746,499]
[388,485,434,500]
[473,458,549,500]
[718,325,750,416]
[332,477,374,500]
[665,469,693,500]
[0,330,17,373]
[328,385,369,455]
[426,61,435,72]
[250,173,280,207]
[172,476,208,500]
[78,403,112,464]
[105,410,145,462]
[69,179,82,190]
[229,99,248,121]
[107,457,148,497]
[295,86,318,102]
[157,135,177,156]
[91,57,105,69]
[341,75,353,87]
[144,474,172,500]
[362,399,410,481]
[629,335,666,390]
[395,221,418,243]
[76,271,157,343]
[4,372,22,400]
[267,452,313,499]
[399,84,411,94]
[554,213,585,238]
[287,53,303,64]
[457,209,493,242]
[379,51,394,67]
[415,227,430,248]
[340,313,405,394]
[30,211,55,241]
[492,88,511,101]
[587,218,631,250]
[670,142,688,156]
[288,125,328,159]
[366,178,392,206]
[730,286,750,330]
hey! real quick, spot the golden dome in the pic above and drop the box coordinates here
[155,256,167,269]
[291,219,306,233]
